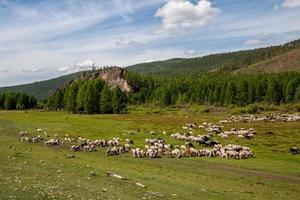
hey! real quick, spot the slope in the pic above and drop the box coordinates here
[236,47,300,74]
[127,39,300,76]
[0,72,83,100]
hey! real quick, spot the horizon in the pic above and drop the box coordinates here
[1,0,300,86]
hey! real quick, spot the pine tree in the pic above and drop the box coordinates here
[99,84,113,114]
[266,78,281,105]
[76,82,87,112]
[224,82,236,105]
[112,87,127,114]
[4,93,16,110]
[286,79,299,103]
[237,79,248,106]
[65,82,78,113]
[0,93,6,109]
[294,85,300,102]
[84,81,97,114]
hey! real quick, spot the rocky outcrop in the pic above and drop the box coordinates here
[81,67,133,92]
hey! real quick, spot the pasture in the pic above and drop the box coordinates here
[0,109,299,200]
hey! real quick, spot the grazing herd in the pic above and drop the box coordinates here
[220,113,300,123]
[18,113,300,160]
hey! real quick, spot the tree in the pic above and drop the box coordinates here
[266,78,281,105]
[286,78,299,103]
[236,79,248,106]
[4,93,16,110]
[112,87,127,114]
[294,85,300,102]
[224,82,236,105]
[99,84,113,114]
[76,82,87,112]
[84,81,98,114]
[65,82,79,113]
[0,93,5,109]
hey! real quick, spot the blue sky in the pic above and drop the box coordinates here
[0,0,300,86]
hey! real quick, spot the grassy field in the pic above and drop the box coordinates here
[0,109,299,200]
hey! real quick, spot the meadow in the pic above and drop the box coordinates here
[0,108,299,200]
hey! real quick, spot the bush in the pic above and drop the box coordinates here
[246,104,259,114]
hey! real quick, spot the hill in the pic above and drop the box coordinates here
[236,47,300,74]
[0,72,83,100]
[127,39,300,76]
[1,39,300,100]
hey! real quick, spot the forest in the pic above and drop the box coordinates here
[47,79,127,114]
[46,70,300,114]
[0,92,37,110]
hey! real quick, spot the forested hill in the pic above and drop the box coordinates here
[1,39,300,100]
[127,39,300,76]
[0,72,83,100]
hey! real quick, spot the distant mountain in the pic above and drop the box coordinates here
[127,39,300,76]
[0,72,83,100]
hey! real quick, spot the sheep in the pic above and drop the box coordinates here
[106,147,119,156]
[290,147,299,155]
[171,149,181,158]
[19,131,28,136]
[71,145,81,151]
[131,148,145,158]
[125,139,134,145]
[221,113,300,123]
[44,139,60,146]
[150,131,157,135]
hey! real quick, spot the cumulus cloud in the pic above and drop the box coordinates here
[155,0,220,33]
[56,60,97,73]
[281,0,300,8]
[75,59,96,72]
[115,37,142,47]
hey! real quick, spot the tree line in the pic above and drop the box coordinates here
[48,70,300,114]
[125,71,300,106]
[0,92,37,110]
[47,79,127,114]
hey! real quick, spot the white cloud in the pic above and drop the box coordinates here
[244,39,263,46]
[115,37,142,47]
[281,0,300,8]
[57,66,71,73]
[75,60,96,72]
[22,67,48,73]
[184,49,197,56]
[0,69,10,73]
[155,0,220,33]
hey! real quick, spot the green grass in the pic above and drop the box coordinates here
[0,110,299,200]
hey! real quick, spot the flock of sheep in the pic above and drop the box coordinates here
[220,113,300,123]
[18,113,300,160]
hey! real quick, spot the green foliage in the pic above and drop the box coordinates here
[0,92,37,110]
[65,82,79,113]
[112,87,128,114]
[48,80,128,114]
[99,85,113,114]
[124,71,300,107]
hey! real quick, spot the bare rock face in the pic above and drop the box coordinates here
[82,67,133,92]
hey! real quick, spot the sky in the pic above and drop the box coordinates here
[0,0,300,87]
